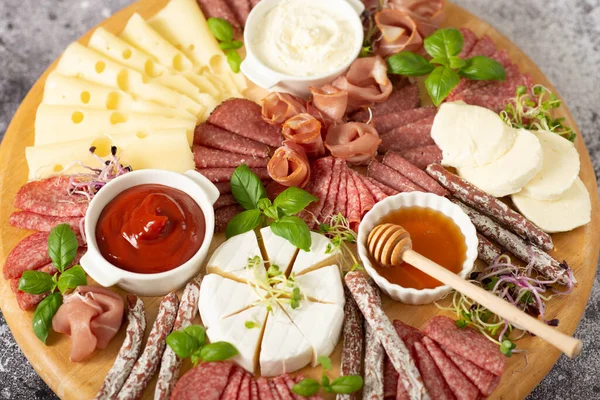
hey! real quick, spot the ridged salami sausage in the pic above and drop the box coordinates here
[197,167,270,183]
[170,361,235,400]
[273,376,294,400]
[444,349,500,396]
[257,377,276,400]
[320,158,344,220]
[382,152,447,196]
[9,211,82,233]
[346,170,361,230]
[193,145,268,168]
[352,84,420,122]
[221,367,245,399]
[339,285,364,400]
[194,123,271,158]
[238,372,252,400]
[476,233,502,265]
[350,171,375,217]
[367,161,423,193]
[303,157,335,225]
[400,146,442,170]
[379,117,435,153]
[250,378,260,400]
[335,166,349,217]
[413,342,455,400]
[15,176,88,217]
[362,281,385,400]
[372,107,436,134]
[95,295,146,400]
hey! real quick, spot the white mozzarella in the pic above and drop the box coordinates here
[206,230,267,282]
[431,102,516,168]
[294,265,344,306]
[281,301,344,366]
[292,232,340,275]
[206,305,268,373]
[457,129,543,197]
[259,304,312,376]
[260,226,298,274]
[512,177,591,233]
[519,130,580,200]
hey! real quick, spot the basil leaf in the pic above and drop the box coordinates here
[199,341,239,361]
[190,351,203,367]
[460,56,506,81]
[48,224,78,273]
[425,66,460,106]
[207,17,234,42]
[449,56,466,69]
[270,216,312,251]
[219,40,244,50]
[226,50,242,73]
[230,164,267,210]
[330,375,364,394]
[33,292,63,344]
[273,187,318,216]
[166,331,198,359]
[18,271,55,294]
[225,209,262,239]
[318,355,332,371]
[264,205,280,220]
[387,52,434,76]
[424,28,463,60]
[56,265,87,294]
[183,325,207,347]
[429,56,450,67]
[292,378,320,397]
[258,197,272,211]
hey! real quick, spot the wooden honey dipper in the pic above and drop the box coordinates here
[367,223,582,358]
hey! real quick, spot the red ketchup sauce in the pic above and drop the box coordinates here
[96,184,206,274]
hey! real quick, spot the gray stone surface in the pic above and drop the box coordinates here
[0,0,598,398]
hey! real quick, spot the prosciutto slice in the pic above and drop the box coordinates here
[388,0,445,37]
[261,92,307,125]
[332,56,393,108]
[325,122,382,165]
[374,9,423,58]
[282,113,326,158]
[309,85,348,122]
[267,140,311,188]
[52,286,124,362]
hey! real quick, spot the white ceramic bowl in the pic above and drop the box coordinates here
[357,192,479,305]
[241,0,365,98]
[80,169,219,296]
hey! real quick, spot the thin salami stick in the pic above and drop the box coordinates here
[154,279,202,400]
[337,285,364,400]
[362,281,385,400]
[118,292,179,400]
[382,152,446,196]
[477,233,502,265]
[344,272,429,400]
[426,164,553,251]
[95,295,146,400]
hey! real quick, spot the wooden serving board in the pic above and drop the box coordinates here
[0,1,598,399]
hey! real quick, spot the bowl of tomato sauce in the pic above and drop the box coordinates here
[80,169,219,296]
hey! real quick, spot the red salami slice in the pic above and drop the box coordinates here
[335,166,348,217]
[350,171,375,217]
[273,376,294,400]
[372,107,437,134]
[193,145,268,168]
[457,28,477,58]
[196,0,241,29]
[215,182,232,194]
[194,123,271,158]
[269,379,284,400]
[214,194,237,209]
[383,356,399,398]
[257,377,275,400]
[366,161,423,193]
[15,176,88,217]
[400,146,442,170]
[3,232,51,279]
[303,157,335,225]
[319,157,344,220]
[379,117,435,152]
[421,337,479,400]
[457,74,533,112]
[359,174,388,202]
[249,0,261,6]
[171,362,235,400]
[444,349,500,396]
[340,285,364,400]
[392,320,424,356]
[423,316,505,377]
[9,211,81,233]
[283,374,304,400]
[467,35,496,58]
[250,378,260,400]
[345,170,361,230]
[382,152,447,196]
[215,205,243,232]
[413,342,455,400]
[226,0,251,26]
[208,99,282,148]
[266,181,288,200]
[365,176,399,196]
[352,84,420,121]
[197,167,270,183]
[238,372,252,400]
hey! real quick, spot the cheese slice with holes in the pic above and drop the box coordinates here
[206,230,267,282]
[260,226,298,274]
[292,232,339,275]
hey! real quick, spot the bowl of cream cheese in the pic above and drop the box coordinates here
[242,0,364,97]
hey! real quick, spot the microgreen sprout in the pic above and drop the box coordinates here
[317,213,364,274]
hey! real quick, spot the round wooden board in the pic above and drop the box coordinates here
[0,1,598,399]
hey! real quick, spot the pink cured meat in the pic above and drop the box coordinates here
[257,377,276,400]
[359,174,388,202]
[237,372,252,400]
[249,0,261,6]
[9,211,81,233]
[225,0,251,26]
[400,146,442,170]
[352,84,420,121]
[448,50,512,101]
[339,286,364,400]
[269,379,284,400]
[345,170,361,230]
[467,35,496,58]
[196,0,241,29]
[477,233,502,265]
[367,160,423,193]
[208,99,282,148]
[250,378,260,400]
[350,171,376,217]
[382,152,447,196]
[283,374,304,400]
[373,106,437,134]
[266,181,288,200]
[457,28,477,58]
[457,74,533,113]
[423,316,505,376]
[319,157,344,220]
[3,232,50,279]
[194,123,271,158]
[197,167,270,183]
[193,145,268,168]
[335,167,349,217]
[365,176,399,196]
[215,205,243,232]
[421,337,479,400]
[171,362,235,400]
[303,157,335,224]
[413,342,455,400]
[214,194,237,209]
[15,176,89,217]
[444,349,500,396]
[379,117,435,152]
[392,320,424,357]
[363,281,385,400]
[273,376,294,400]
[215,182,232,194]
[384,356,399,398]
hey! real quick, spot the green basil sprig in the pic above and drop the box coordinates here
[207,17,242,73]
[226,164,318,251]
[166,325,239,366]
[387,28,506,106]
[33,293,63,344]
[292,356,363,396]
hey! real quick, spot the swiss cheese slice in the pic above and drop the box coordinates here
[260,226,299,275]
[206,230,267,283]
[292,232,340,275]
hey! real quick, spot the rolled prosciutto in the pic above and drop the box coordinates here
[261,92,307,125]
[282,113,326,158]
[309,85,349,122]
[332,56,393,108]
[388,0,445,37]
[267,140,311,188]
[374,9,423,58]
[325,122,382,165]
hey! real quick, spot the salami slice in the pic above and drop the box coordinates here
[367,161,423,193]
[421,337,479,400]
[257,377,276,400]
[477,233,502,265]
[320,157,344,220]
[392,320,424,356]
[457,75,533,113]
[11,278,46,311]
[197,167,270,183]
[413,342,455,400]
[238,372,252,400]
[352,84,420,121]
[382,152,447,196]
[372,107,437,134]
[194,123,270,158]
[359,175,388,203]
[379,117,435,153]
[249,0,261,6]
[383,356,399,398]
[444,349,500,396]
[208,99,282,148]
[155,279,202,400]
[457,28,477,58]
[350,171,375,217]
[215,205,243,232]
[193,145,268,168]
[422,316,505,377]
[273,376,294,400]
[226,0,251,26]
[95,295,146,400]
[345,170,361,230]
[283,374,304,400]
[3,232,51,279]
[170,362,235,400]
[303,157,335,225]
[214,194,238,209]
[215,182,232,194]
[269,379,284,400]
[467,35,496,58]
[365,177,399,196]
[400,146,442,170]
[339,285,364,400]
[363,281,385,400]
[118,292,179,400]
[196,0,241,29]
[335,166,349,217]
[9,211,81,233]
[15,176,88,217]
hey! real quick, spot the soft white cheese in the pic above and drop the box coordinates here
[431,102,517,168]
[260,226,298,275]
[294,265,345,306]
[206,230,267,282]
[292,232,339,275]
[512,177,591,233]
[457,128,543,197]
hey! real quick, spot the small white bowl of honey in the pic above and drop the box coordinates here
[357,192,479,305]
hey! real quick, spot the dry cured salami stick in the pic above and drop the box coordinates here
[476,233,502,265]
[362,281,385,400]
[193,145,268,168]
[426,164,553,251]
[154,279,202,400]
[338,285,364,400]
[95,295,146,400]
[118,292,179,400]
[194,123,271,158]
[400,146,442,170]
[345,272,429,400]
[367,161,423,193]
[382,152,446,196]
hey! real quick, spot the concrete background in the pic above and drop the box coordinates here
[0,0,599,398]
